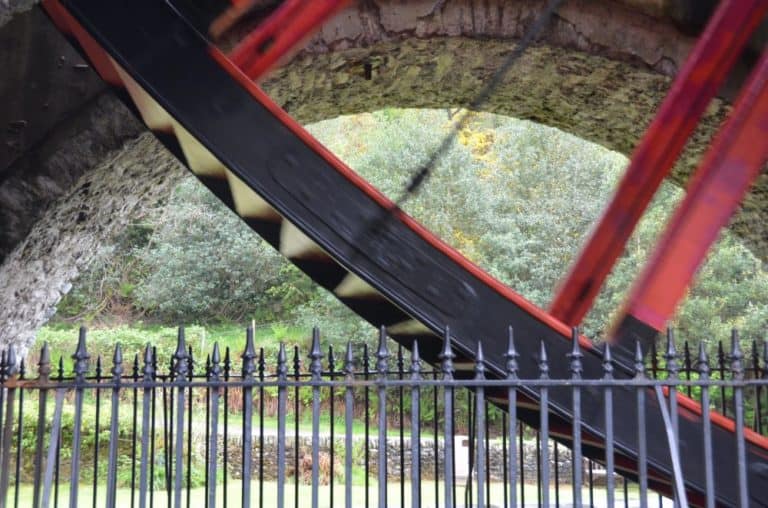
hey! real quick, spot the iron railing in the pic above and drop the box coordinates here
[0,326,765,508]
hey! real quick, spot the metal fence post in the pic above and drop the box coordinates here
[376,326,390,508]
[242,327,257,508]
[569,328,583,507]
[208,344,222,508]
[696,342,714,508]
[32,343,52,508]
[635,341,648,508]
[504,327,518,508]
[277,343,288,508]
[173,328,189,508]
[603,342,614,508]
[731,331,749,508]
[309,328,323,508]
[106,344,124,508]
[410,341,422,508]
[344,342,355,508]
[69,328,90,508]
[474,343,487,508]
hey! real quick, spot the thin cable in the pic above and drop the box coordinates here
[395,0,565,204]
[353,0,564,250]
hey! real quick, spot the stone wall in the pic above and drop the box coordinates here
[217,432,601,485]
[0,133,185,353]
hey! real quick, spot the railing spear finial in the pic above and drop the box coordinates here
[277,342,288,381]
[696,341,710,378]
[310,327,323,381]
[376,325,389,379]
[143,344,154,381]
[112,344,124,381]
[242,326,257,379]
[73,326,90,382]
[634,340,646,379]
[210,343,222,381]
[505,326,519,379]
[569,327,583,379]
[665,327,679,379]
[440,326,455,379]
[411,340,422,380]
[539,340,549,379]
[173,326,189,378]
[730,329,744,380]
[602,342,613,380]
[475,341,486,379]
[344,341,355,380]
[38,342,52,382]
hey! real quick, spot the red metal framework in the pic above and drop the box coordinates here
[228,0,351,81]
[611,48,768,343]
[549,0,768,327]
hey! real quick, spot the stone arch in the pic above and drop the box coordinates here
[1,0,766,350]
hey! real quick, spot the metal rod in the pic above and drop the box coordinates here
[411,341,422,508]
[106,345,124,508]
[41,389,65,508]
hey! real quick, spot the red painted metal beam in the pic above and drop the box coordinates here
[611,48,768,343]
[228,0,351,81]
[549,0,768,326]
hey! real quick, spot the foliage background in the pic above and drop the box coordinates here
[49,108,768,357]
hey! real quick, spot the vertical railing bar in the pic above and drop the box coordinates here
[484,400,490,508]
[186,347,193,508]
[55,357,63,508]
[410,341,422,508]
[520,424,525,508]
[32,344,52,508]
[153,350,162,508]
[293,346,300,508]
[14,360,25,508]
[535,430,540,508]
[440,329,455,508]
[106,345,124,508]
[223,347,231,508]
[538,341,549,508]
[130,354,139,508]
[635,341,648,508]
[162,363,171,507]
[327,346,335,508]
[242,327,257,508]
[277,344,288,508]
[40,389,65,508]
[207,344,222,508]
[433,366,439,508]
[696,342,714,508]
[475,343,487,508]
[603,343,615,508]
[204,355,211,508]
[653,386,689,508]
[397,345,405,508]
[731,331,749,508]
[92,356,102,508]
[344,343,354,508]
[569,328,583,508]
[259,347,266,508]
[364,344,370,508]
[0,349,17,508]
[173,328,189,508]
[376,327,389,508]
[310,328,322,508]
[69,329,89,508]
[505,328,518,508]
[751,342,762,433]
[501,414,508,508]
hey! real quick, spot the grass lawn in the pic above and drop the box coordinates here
[32,322,307,371]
